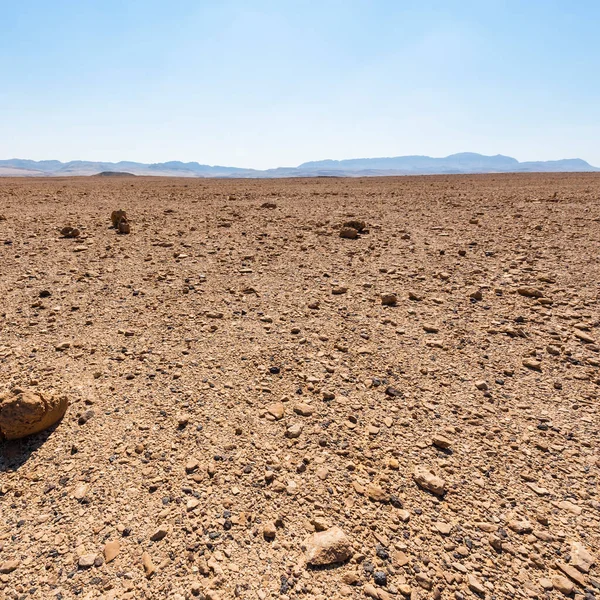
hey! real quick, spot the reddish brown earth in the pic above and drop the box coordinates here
[0,174,599,600]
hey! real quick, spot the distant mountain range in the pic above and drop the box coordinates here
[0,153,597,178]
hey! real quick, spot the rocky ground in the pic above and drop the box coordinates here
[0,173,598,600]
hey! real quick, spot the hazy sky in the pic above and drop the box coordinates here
[2,0,599,169]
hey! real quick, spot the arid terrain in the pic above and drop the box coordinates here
[0,173,598,600]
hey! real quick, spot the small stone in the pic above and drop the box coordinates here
[78,409,94,425]
[0,560,19,574]
[385,386,402,397]
[263,521,277,540]
[142,551,156,578]
[397,509,410,522]
[557,561,586,586]
[538,578,553,590]
[574,330,595,344]
[364,583,379,598]
[78,554,96,569]
[381,293,397,306]
[332,285,348,295]
[434,521,453,535]
[522,358,542,371]
[551,575,574,596]
[432,435,452,449]
[393,551,409,567]
[185,457,199,473]
[339,227,359,239]
[304,526,353,565]
[267,402,285,420]
[150,525,168,541]
[570,541,594,573]
[294,403,314,416]
[366,482,388,502]
[73,483,88,500]
[557,500,582,515]
[186,498,200,512]
[286,423,303,438]
[467,574,485,595]
[103,540,120,563]
[413,465,446,496]
[518,287,543,298]
[311,517,330,532]
[423,324,439,333]
[474,380,488,391]
[507,519,533,534]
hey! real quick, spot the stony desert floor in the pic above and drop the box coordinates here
[0,173,599,600]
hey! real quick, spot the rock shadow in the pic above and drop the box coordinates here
[0,422,60,472]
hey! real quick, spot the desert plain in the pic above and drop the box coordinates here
[0,173,599,600]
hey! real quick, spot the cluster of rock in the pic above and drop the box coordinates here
[111,209,130,234]
[339,219,367,239]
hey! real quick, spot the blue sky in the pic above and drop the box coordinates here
[1,0,599,169]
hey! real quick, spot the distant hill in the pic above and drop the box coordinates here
[95,171,136,177]
[0,153,597,178]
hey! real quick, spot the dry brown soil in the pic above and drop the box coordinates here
[0,174,599,600]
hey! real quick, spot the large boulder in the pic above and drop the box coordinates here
[0,389,68,440]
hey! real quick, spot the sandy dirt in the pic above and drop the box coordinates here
[0,174,598,600]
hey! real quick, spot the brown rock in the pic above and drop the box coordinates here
[111,209,127,228]
[304,526,353,565]
[0,560,19,574]
[142,551,156,578]
[150,525,168,541]
[522,358,542,371]
[339,227,359,239]
[285,423,303,438]
[118,218,131,234]
[267,402,285,420]
[432,434,452,449]
[517,287,543,298]
[60,226,80,238]
[364,583,379,598]
[293,403,315,416]
[103,540,120,563]
[552,575,574,596]
[507,519,533,534]
[343,220,366,232]
[557,561,586,586]
[570,541,594,573]
[262,521,277,540]
[413,465,446,496]
[467,574,485,595]
[381,293,397,306]
[434,521,453,535]
[0,389,68,440]
[78,554,96,569]
[366,482,388,502]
